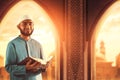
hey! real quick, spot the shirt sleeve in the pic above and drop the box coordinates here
[5,42,26,76]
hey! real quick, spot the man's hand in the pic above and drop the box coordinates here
[25,59,51,73]
[25,59,41,73]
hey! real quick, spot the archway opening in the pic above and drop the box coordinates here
[91,1,120,80]
[0,1,59,80]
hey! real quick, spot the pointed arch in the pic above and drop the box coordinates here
[0,0,60,80]
[91,1,120,80]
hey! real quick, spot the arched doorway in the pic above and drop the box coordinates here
[91,1,120,80]
[0,0,59,80]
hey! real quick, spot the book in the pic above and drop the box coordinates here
[17,56,54,65]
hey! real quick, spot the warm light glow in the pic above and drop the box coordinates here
[95,1,120,66]
[0,1,57,65]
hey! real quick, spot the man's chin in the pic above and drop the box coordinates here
[20,30,33,36]
[24,34,31,36]
[20,29,33,36]
[21,33,32,36]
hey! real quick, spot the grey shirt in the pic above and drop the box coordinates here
[5,36,43,80]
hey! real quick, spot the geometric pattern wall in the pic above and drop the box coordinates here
[65,0,84,80]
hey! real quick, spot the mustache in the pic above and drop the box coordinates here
[20,29,34,36]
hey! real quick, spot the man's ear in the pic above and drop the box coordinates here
[17,24,20,29]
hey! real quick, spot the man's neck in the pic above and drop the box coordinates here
[20,35,30,41]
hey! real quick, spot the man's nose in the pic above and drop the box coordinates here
[26,23,31,28]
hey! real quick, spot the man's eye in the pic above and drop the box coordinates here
[29,23,32,25]
[23,23,27,25]
[23,22,33,26]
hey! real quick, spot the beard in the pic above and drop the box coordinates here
[20,29,34,36]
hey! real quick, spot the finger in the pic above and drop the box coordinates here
[45,62,50,68]
[31,62,39,67]
[41,64,47,69]
[26,60,32,65]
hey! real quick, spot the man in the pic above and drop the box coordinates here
[5,16,47,80]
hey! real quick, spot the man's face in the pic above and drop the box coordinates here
[18,19,34,36]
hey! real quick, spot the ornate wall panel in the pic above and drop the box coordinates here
[65,0,84,80]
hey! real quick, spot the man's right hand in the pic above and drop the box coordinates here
[25,59,41,73]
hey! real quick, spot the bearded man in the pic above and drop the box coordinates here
[5,16,47,80]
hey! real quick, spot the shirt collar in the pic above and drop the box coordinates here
[18,35,31,42]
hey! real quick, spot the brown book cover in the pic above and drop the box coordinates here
[17,57,37,65]
[17,56,54,65]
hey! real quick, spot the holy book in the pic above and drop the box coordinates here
[17,56,54,65]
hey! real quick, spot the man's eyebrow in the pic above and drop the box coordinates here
[22,21,33,23]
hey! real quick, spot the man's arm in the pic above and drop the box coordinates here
[5,42,27,76]
[5,42,45,76]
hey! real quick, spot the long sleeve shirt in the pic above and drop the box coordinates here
[5,36,44,80]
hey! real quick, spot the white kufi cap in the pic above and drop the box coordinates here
[17,15,33,24]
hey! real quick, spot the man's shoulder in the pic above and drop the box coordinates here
[8,37,21,44]
[30,39,42,45]
[31,38,39,43]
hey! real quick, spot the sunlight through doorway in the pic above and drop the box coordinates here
[91,1,120,80]
[0,1,59,80]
